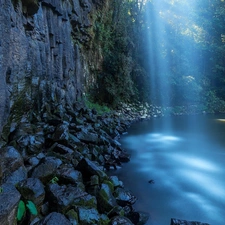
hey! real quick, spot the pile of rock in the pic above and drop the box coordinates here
[0,103,149,225]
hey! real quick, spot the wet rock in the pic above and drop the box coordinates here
[36,212,71,225]
[52,122,69,143]
[78,207,100,224]
[0,146,27,185]
[76,130,99,144]
[114,188,137,207]
[110,176,123,188]
[97,183,117,213]
[66,209,79,225]
[170,218,210,225]
[51,143,74,155]
[0,183,21,225]
[56,165,83,185]
[30,157,62,183]
[73,194,97,209]
[127,211,150,225]
[76,158,108,182]
[46,183,87,213]
[17,178,45,207]
[110,216,134,225]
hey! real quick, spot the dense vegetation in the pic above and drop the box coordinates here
[89,0,225,112]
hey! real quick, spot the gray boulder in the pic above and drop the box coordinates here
[0,183,21,225]
[171,218,210,225]
[35,212,71,225]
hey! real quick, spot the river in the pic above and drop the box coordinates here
[109,114,225,225]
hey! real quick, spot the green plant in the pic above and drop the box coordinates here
[49,176,59,184]
[85,98,111,115]
[17,200,37,221]
[0,187,3,193]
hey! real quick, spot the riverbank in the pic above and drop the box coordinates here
[0,102,155,225]
[0,102,214,225]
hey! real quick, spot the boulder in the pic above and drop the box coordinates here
[46,183,87,213]
[77,207,100,225]
[17,178,45,208]
[35,212,71,225]
[110,216,134,225]
[0,183,21,225]
[76,158,108,182]
[170,218,210,225]
[127,211,150,225]
[97,183,117,213]
[56,165,83,184]
[0,146,27,185]
[30,157,62,184]
[114,188,137,207]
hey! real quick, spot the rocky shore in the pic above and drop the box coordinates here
[0,102,156,225]
[0,102,211,225]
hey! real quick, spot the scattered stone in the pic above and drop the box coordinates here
[35,212,71,225]
[0,183,21,225]
[17,178,45,207]
[114,188,137,207]
[97,183,117,213]
[170,218,210,225]
[110,216,134,225]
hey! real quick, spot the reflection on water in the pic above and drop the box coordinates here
[109,115,225,225]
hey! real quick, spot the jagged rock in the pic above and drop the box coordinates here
[30,157,62,183]
[52,122,69,143]
[110,216,134,225]
[114,188,137,207]
[170,218,210,225]
[46,183,87,213]
[76,158,108,182]
[77,207,100,225]
[127,211,150,225]
[73,194,97,209]
[97,183,117,213]
[0,183,21,225]
[56,165,83,184]
[76,130,99,144]
[0,146,27,185]
[110,176,124,188]
[35,212,71,225]
[51,143,74,155]
[66,209,79,225]
[17,178,45,208]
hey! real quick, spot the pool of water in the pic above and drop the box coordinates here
[109,114,225,225]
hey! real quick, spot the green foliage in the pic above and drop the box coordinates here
[26,201,38,216]
[49,176,59,184]
[17,200,26,221]
[0,187,3,193]
[17,200,38,221]
[85,98,111,114]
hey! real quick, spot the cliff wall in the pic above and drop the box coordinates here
[0,0,107,135]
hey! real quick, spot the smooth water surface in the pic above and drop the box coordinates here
[109,114,225,225]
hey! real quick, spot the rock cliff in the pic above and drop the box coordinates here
[0,0,106,135]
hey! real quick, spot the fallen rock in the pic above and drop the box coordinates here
[110,216,134,225]
[97,183,117,213]
[0,183,21,225]
[0,146,27,185]
[171,218,210,225]
[30,157,62,184]
[114,188,137,207]
[17,178,45,208]
[46,183,87,213]
[35,212,71,225]
[76,158,108,182]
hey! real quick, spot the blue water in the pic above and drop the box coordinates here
[110,114,225,225]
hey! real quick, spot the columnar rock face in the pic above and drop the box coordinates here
[0,0,102,136]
